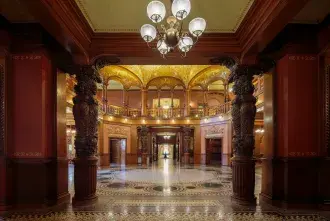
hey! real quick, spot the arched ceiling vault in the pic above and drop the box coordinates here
[188,66,230,89]
[99,65,142,89]
[99,65,231,90]
[146,76,185,90]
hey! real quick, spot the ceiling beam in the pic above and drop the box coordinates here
[19,0,93,64]
[237,0,311,60]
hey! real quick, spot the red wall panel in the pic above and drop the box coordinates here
[276,54,318,157]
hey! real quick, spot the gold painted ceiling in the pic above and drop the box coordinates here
[99,65,230,89]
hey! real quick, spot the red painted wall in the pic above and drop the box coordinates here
[10,52,54,158]
[276,54,319,157]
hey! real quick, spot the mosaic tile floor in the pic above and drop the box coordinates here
[2,159,330,221]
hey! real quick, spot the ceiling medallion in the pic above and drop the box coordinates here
[140,0,206,58]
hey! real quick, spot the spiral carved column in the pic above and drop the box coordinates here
[228,58,275,204]
[138,126,149,165]
[229,65,258,204]
[183,127,192,164]
[72,66,101,204]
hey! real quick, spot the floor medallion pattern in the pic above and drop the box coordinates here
[2,160,330,221]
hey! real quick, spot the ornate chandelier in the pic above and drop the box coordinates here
[140,0,206,57]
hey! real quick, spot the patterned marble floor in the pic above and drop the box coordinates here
[2,159,330,221]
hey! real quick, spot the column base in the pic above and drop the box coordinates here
[231,156,256,205]
[73,156,98,204]
[183,153,190,165]
[142,153,150,166]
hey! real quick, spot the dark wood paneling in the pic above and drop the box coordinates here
[261,157,323,208]
[8,158,69,207]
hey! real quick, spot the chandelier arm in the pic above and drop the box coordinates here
[155,24,163,39]
[178,20,184,37]
[191,35,199,45]
[180,51,187,58]
[147,41,161,52]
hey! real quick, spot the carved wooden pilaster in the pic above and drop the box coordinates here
[227,58,275,205]
[0,64,4,156]
[138,126,149,165]
[72,65,101,203]
[183,126,192,164]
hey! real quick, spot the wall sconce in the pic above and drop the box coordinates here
[255,129,264,133]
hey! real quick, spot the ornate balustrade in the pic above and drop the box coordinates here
[189,108,205,118]
[147,108,184,119]
[208,102,231,117]
[102,102,232,119]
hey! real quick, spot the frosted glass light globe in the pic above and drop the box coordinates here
[157,40,170,55]
[171,0,191,20]
[178,36,193,52]
[189,17,206,37]
[140,24,157,42]
[147,1,166,23]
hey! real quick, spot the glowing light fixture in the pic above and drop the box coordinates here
[141,0,206,57]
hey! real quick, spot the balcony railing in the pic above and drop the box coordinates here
[147,108,184,119]
[207,102,231,117]
[102,102,232,119]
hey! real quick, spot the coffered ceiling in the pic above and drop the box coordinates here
[74,0,254,33]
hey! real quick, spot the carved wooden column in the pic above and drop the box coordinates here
[184,89,191,117]
[183,127,192,164]
[228,59,274,205]
[229,65,257,205]
[72,65,101,204]
[139,126,149,165]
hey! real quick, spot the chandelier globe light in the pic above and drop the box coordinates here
[172,0,191,20]
[147,1,166,23]
[141,0,206,58]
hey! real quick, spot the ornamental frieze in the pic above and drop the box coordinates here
[13,152,42,157]
[203,125,225,137]
[107,125,130,137]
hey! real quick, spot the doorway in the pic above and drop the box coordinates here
[109,138,126,166]
[205,138,222,165]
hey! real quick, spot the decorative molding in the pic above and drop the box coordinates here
[288,152,317,157]
[325,64,330,156]
[0,64,4,156]
[107,125,130,137]
[12,55,41,60]
[146,76,185,90]
[203,125,225,138]
[13,152,42,157]
[288,55,317,61]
